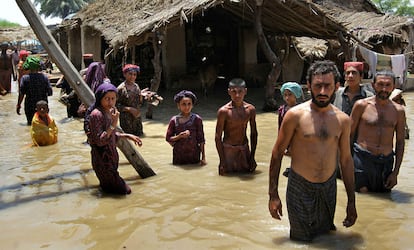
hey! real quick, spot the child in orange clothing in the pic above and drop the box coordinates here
[30,100,58,146]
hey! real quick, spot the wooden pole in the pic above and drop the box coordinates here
[15,0,156,178]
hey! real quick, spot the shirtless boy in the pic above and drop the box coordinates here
[350,71,405,193]
[268,60,357,241]
[215,78,257,175]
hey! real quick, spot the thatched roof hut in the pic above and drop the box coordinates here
[69,0,351,49]
[67,0,412,50]
[57,0,414,90]
[319,1,413,51]
[0,27,37,44]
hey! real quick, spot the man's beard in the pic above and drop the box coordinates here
[311,91,335,108]
[376,90,391,100]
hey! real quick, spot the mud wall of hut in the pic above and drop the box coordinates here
[164,25,187,89]
[81,26,102,65]
[67,27,82,70]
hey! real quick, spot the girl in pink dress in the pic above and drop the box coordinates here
[166,90,206,165]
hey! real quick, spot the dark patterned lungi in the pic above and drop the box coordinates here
[353,143,394,192]
[287,169,337,241]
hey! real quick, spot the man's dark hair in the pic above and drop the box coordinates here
[374,70,396,84]
[306,60,341,84]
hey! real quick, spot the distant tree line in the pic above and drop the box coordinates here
[34,0,92,19]
[0,19,21,28]
[372,0,414,16]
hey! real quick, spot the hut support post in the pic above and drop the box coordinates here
[15,0,156,178]
[145,30,164,119]
[255,0,281,111]
[337,31,351,62]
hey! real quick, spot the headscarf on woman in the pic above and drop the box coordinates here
[280,82,303,99]
[23,56,41,71]
[85,62,109,93]
[84,82,117,135]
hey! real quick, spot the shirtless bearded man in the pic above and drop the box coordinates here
[268,60,357,241]
[215,78,257,175]
[350,71,405,193]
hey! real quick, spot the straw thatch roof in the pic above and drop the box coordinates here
[314,1,413,46]
[0,27,37,44]
[334,11,412,44]
[73,0,224,47]
[69,0,351,48]
[292,36,328,59]
[66,0,412,50]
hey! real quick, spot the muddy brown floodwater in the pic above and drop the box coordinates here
[1,80,414,249]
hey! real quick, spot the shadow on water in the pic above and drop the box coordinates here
[0,169,95,210]
[272,231,364,249]
[0,166,142,210]
[360,189,414,204]
[58,117,83,124]
[218,169,264,181]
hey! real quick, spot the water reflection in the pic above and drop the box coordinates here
[0,83,413,249]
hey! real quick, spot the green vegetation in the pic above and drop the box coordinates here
[0,19,21,28]
[372,0,414,16]
[34,0,92,19]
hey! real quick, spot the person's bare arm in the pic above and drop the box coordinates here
[199,142,206,166]
[338,115,357,227]
[268,110,297,220]
[16,93,24,115]
[215,108,226,174]
[385,106,406,189]
[349,100,365,146]
[249,106,258,170]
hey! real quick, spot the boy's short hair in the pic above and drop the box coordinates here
[228,78,246,88]
[35,100,49,112]
[36,100,48,107]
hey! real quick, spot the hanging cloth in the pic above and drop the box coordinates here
[391,54,406,87]
[358,45,377,78]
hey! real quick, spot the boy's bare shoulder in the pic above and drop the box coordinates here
[218,101,232,110]
[243,101,256,111]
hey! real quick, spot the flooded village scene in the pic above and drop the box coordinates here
[2,0,414,249]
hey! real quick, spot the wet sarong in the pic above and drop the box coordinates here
[222,143,253,173]
[91,145,130,195]
[286,169,337,242]
[353,143,394,192]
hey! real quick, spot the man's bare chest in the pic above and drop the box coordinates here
[362,107,396,128]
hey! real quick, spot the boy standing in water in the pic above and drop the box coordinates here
[215,78,257,175]
[30,100,58,146]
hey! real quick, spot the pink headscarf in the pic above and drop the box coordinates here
[19,50,29,59]
[122,64,140,73]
